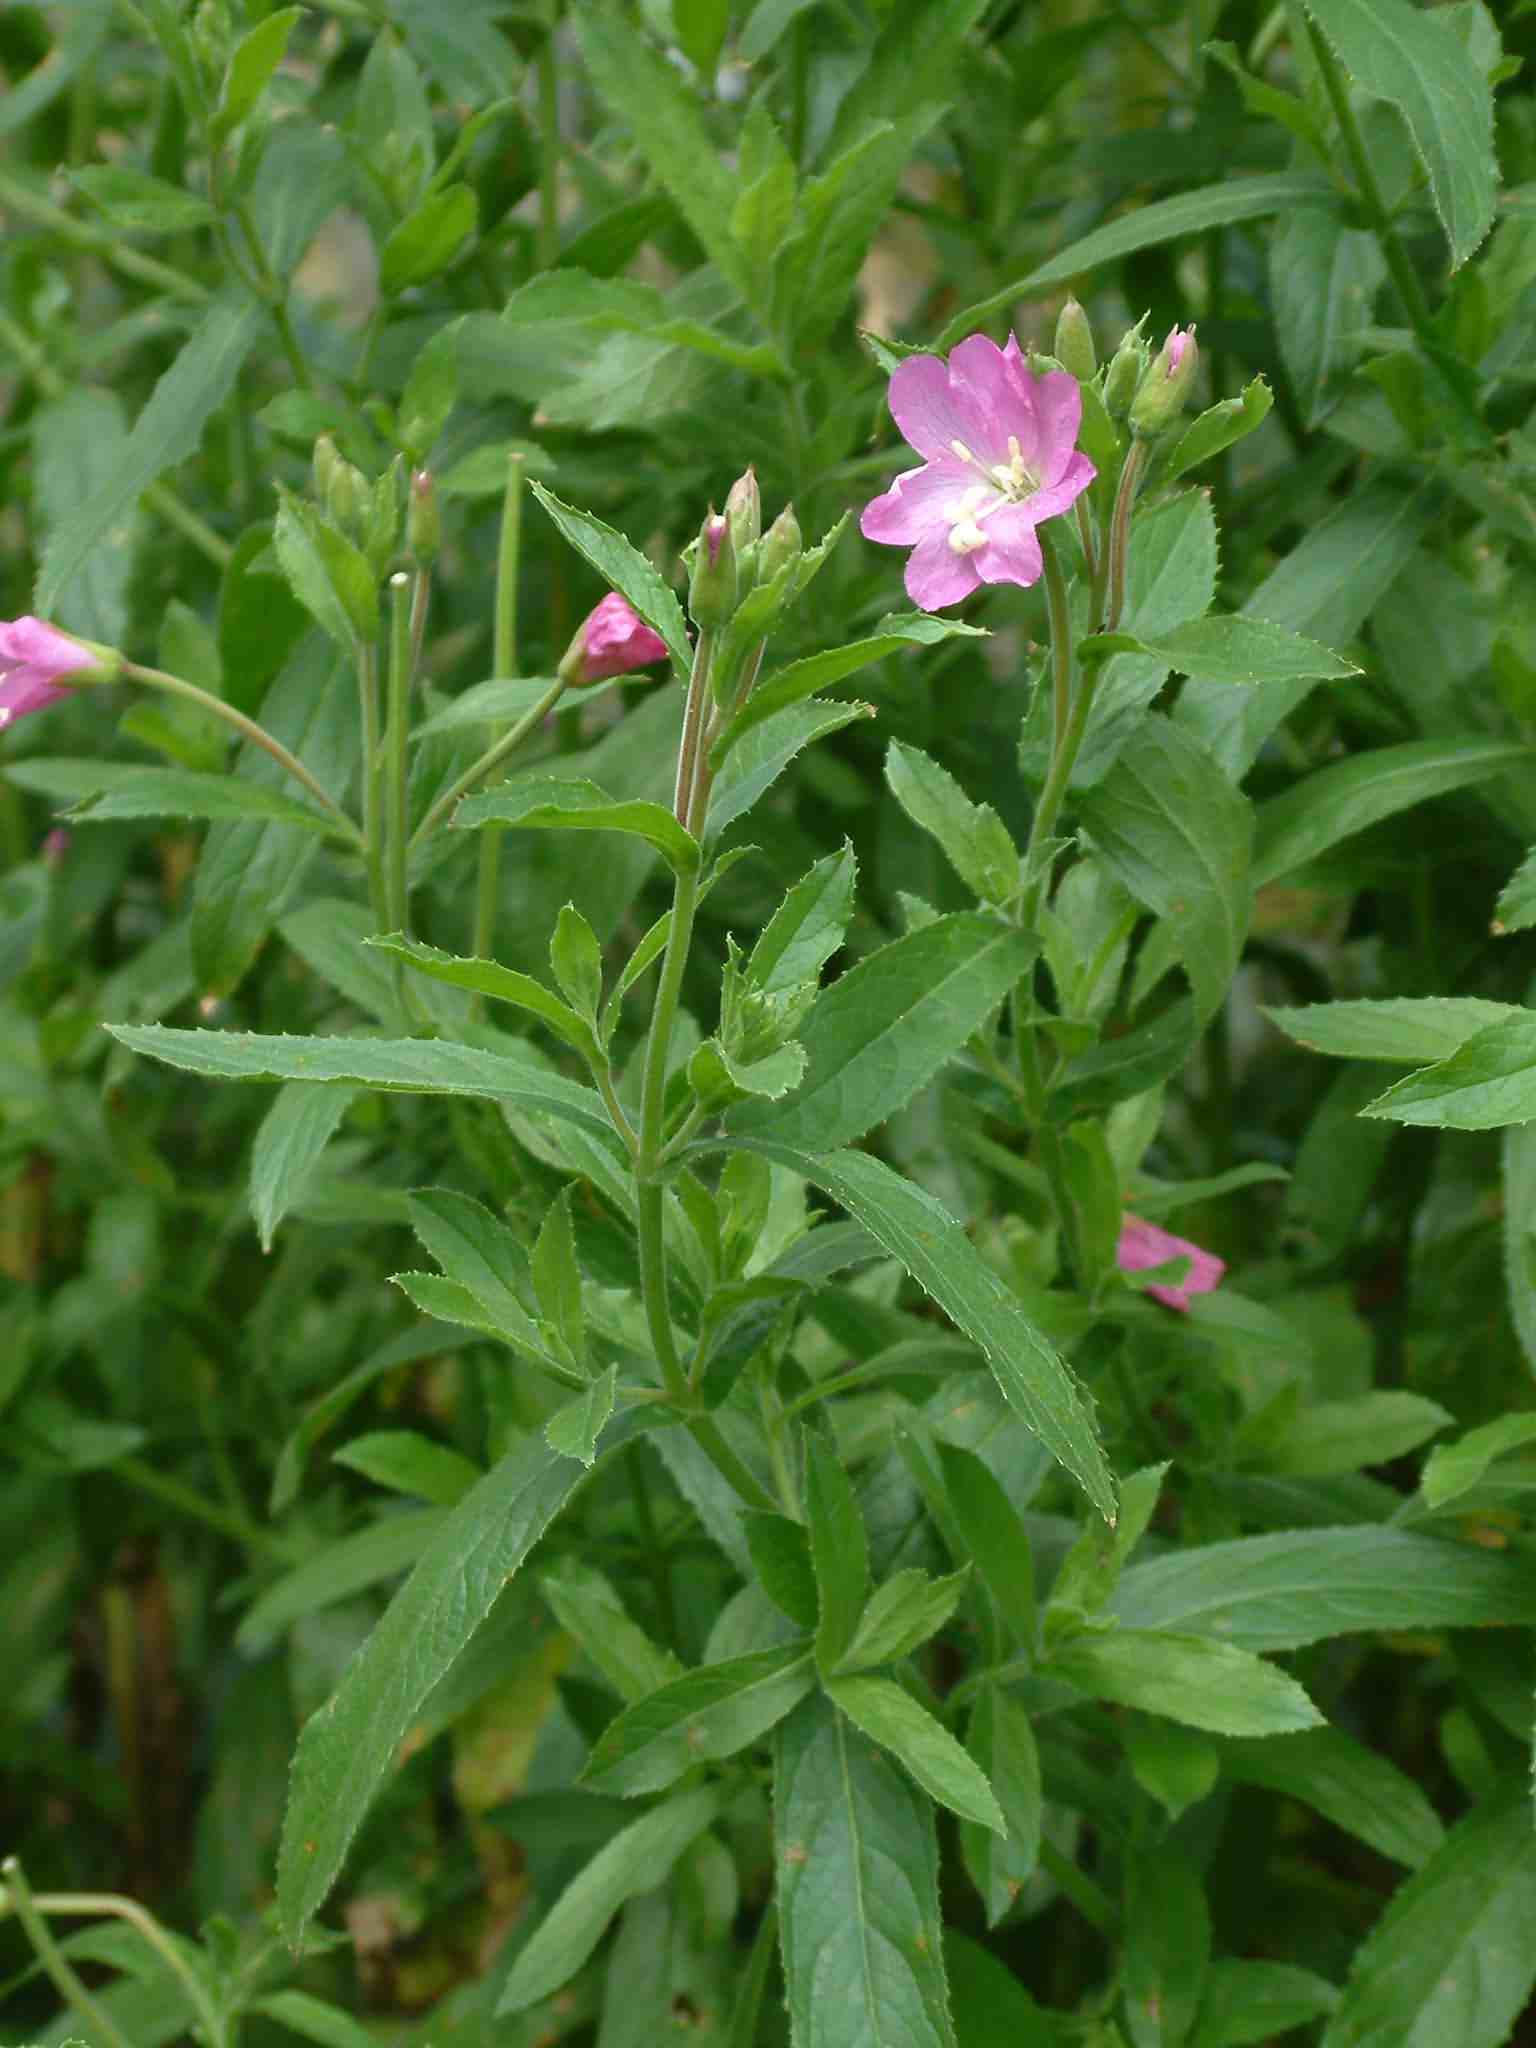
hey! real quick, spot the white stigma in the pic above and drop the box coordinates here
[950,438,974,463]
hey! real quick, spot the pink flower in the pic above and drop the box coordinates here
[1116,1214,1225,1312]
[860,333,1096,611]
[0,616,97,728]
[1164,326,1193,372]
[559,594,670,687]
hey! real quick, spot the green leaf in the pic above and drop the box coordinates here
[406,1188,549,1355]
[498,1784,722,2012]
[533,1188,586,1365]
[367,934,603,1065]
[1361,1012,1536,1128]
[65,767,339,834]
[239,1511,446,1654]
[1269,996,1519,1066]
[397,321,460,462]
[1154,377,1275,485]
[829,1675,1005,1834]
[806,1436,869,1674]
[1083,616,1357,689]
[545,1365,618,1468]
[728,914,1037,1151]
[961,1686,1042,1925]
[1123,1846,1210,2048]
[1078,717,1251,1026]
[273,492,378,646]
[455,776,700,875]
[1191,1961,1339,2048]
[1111,1527,1536,1650]
[551,902,604,1025]
[1320,1790,1536,2048]
[333,1429,481,1508]
[37,293,262,618]
[716,1142,1114,1519]
[1122,1716,1219,1822]
[249,1082,357,1252]
[278,1419,643,1941]
[1421,1411,1536,1510]
[1494,847,1536,934]
[582,1644,815,1796]
[747,844,857,996]
[1050,1629,1321,1737]
[251,1991,381,2048]
[1255,1392,1451,1476]
[705,698,875,840]
[31,387,134,643]
[380,183,478,293]
[884,740,1018,902]
[713,617,984,766]
[935,1444,1036,1648]
[1270,205,1385,428]
[743,1513,819,1628]
[1221,1728,1444,1869]
[214,5,300,138]
[839,1568,967,1673]
[281,898,403,1026]
[107,1028,617,1142]
[1254,738,1529,886]
[936,173,1334,346]
[1303,0,1496,267]
[543,1560,684,1703]
[528,483,692,675]
[570,4,759,311]
[69,164,216,232]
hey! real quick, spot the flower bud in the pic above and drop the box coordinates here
[757,503,802,586]
[407,469,440,566]
[1054,298,1097,382]
[724,466,761,552]
[0,616,120,728]
[557,593,670,687]
[1103,327,1149,420]
[1129,324,1199,439]
[688,511,738,629]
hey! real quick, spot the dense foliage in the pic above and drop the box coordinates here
[3,1,1536,2044]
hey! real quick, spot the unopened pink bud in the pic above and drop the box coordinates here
[0,616,114,729]
[558,593,669,687]
[1116,1213,1224,1312]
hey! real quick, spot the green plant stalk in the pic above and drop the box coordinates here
[1101,437,1146,636]
[473,454,527,972]
[0,1861,132,2048]
[356,639,388,927]
[728,1902,779,2048]
[537,4,562,270]
[115,1453,295,1560]
[1305,16,1435,345]
[123,661,362,842]
[412,675,570,851]
[0,170,209,300]
[1,1870,229,2048]
[1021,525,1086,924]
[232,197,314,393]
[385,575,413,937]
[672,631,715,826]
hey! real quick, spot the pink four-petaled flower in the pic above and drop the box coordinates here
[565,594,670,686]
[1116,1214,1225,1313]
[0,615,96,728]
[860,333,1096,611]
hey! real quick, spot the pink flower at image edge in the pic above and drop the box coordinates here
[860,332,1096,611]
[0,615,96,727]
[1116,1214,1225,1313]
[571,593,669,685]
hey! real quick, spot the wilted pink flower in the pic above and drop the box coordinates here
[559,594,669,687]
[1116,1214,1225,1312]
[0,616,97,728]
[860,333,1096,611]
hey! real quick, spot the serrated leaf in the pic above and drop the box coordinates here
[543,1560,684,1704]
[884,740,1018,902]
[250,1082,357,1251]
[333,1429,481,1507]
[1050,1629,1321,1737]
[273,492,377,646]
[278,1416,645,1939]
[748,844,857,998]
[215,5,300,137]
[960,1686,1041,1925]
[545,1365,618,1467]
[70,163,216,232]
[1494,846,1536,934]
[1123,1845,1210,2048]
[1083,616,1356,689]
[1254,738,1528,886]
[498,1784,722,2012]
[1270,205,1385,428]
[775,1693,956,2048]
[1266,995,1516,1064]
[551,902,604,1022]
[1155,377,1275,485]
[705,698,874,839]
[1221,1728,1444,1869]
[455,776,700,875]
[935,1443,1036,1648]
[806,1434,869,1673]
[729,914,1036,1151]
[66,767,339,834]
[1256,1392,1450,1477]
[1362,1011,1536,1128]
[1421,1412,1536,1510]
[368,934,603,1065]
[839,1568,967,1673]
[529,482,691,674]
[1192,1961,1339,2048]
[380,183,478,293]
[828,1674,1005,1833]
[582,1644,815,1796]
[1303,0,1495,267]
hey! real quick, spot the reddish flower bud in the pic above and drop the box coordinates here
[558,593,669,687]
[1116,1213,1225,1312]
[0,616,114,728]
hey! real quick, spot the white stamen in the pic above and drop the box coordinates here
[948,518,987,555]
[950,438,974,463]
[0,708,11,728]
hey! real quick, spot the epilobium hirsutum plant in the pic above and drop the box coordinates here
[6,3,1536,2045]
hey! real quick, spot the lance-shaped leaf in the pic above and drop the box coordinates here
[529,482,692,673]
[828,1675,1005,1834]
[582,1644,815,1796]
[250,1083,357,1251]
[455,776,700,875]
[884,739,1018,902]
[1362,1012,1536,1129]
[1049,1629,1322,1737]
[1266,996,1516,1065]
[1080,616,1356,690]
[368,934,603,1066]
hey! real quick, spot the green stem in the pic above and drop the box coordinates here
[356,640,388,927]
[728,1903,779,2048]
[1101,439,1146,636]
[0,171,209,301]
[385,574,413,937]
[1021,526,1085,924]
[1307,16,1435,342]
[412,673,568,850]
[537,6,562,269]
[627,1442,678,1643]
[473,454,527,970]
[3,1873,229,2048]
[123,662,361,843]
[115,1454,294,1560]
[233,198,314,392]
[0,1862,133,2048]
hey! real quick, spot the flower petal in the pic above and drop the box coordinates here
[0,615,93,686]
[888,353,984,463]
[973,505,1043,590]
[860,462,969,546]
[945,333,1023,462]
[1116,1213,1225,1312]
[1022,450,1096,525]
[902,527,982,611]
[1030,371,1086,484]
